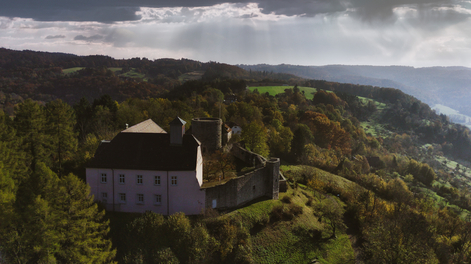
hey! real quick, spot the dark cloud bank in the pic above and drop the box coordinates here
[1,0,464,23]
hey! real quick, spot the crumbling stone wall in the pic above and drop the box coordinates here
[204,144,280,210]
[230,143,266,168]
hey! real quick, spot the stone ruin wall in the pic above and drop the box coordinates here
[204,144,280,210]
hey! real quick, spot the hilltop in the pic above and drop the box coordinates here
[239,64,471,126]
[2,48,471,263]
[0,48,301,115]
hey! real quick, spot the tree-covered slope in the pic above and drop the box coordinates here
[239,64,471,119]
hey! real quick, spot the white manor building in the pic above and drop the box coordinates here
[86,117,205,215]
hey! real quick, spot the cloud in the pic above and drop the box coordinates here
[45,35,65,39]
[257,0,346,16]
[74,34,104,42]
[104,28,135,47]
[0,2,141,23]
[0,17,13,29]
[0,0,227,22]
[1,0,470,26]
[2,1,471,67]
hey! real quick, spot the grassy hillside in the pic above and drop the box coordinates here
[248,86,317,99]
[62,67,84,74]
[178,71,205,82]
[222,188,354,264]
[109,172,355,263]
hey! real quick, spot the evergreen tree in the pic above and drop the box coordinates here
[1,163,60,264]
[54,173,116,263]
[0,110,26,190]
[74,97,93,140]
[45,99,78,176]
[0,161,16,253]
[13,99,51,170]
[1,164,115,264]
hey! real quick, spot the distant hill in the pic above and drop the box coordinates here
[0,48,302,113]
[239,64,471,121]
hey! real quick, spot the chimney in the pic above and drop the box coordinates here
[169,117,186,145]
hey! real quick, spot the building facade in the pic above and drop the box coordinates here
[86,118,205,215]
[86,117,280,216]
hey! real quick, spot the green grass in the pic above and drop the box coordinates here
[178,71,204,82]
[358,97,391,137]
[224,199,275,229]
[358,96,387,110]
[108,67,122,72]
[62,67,84,74]
[222,185,354,264]
[251,226,354,264]
[248,86,317,99]
[360,121,392,137]
[62,67,147,80]
[281,165,356,190]
[120,68,146,80]
[436,156,467,173]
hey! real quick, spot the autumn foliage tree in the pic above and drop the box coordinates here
[312,90,346,108]
[241,121,269,157]
[405,159,437,186]
[204,150,236,180]
[301,111,351,155]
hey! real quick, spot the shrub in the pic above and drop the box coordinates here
[281,195,292,203]
[203,208,220,219]
[311,228,323,240]
[270,203,303,222]
[288,203,303,217]
[305,197,313,207]
[293,224,323,240]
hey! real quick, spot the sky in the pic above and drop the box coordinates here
[1,0,471,67]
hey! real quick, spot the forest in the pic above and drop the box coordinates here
[2,49,471,263]
[240,63,471,119]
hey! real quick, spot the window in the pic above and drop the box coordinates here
[154,175,161,185]
[137,194,144,204]
[119,193,126,204]
[171,176,177,186]
[137,175,143,184]
[101,192,108,204]
[119,174,125,184]
[101,173,107,183]
[154,194,162,205]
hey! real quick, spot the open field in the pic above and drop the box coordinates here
[359,97,391,137]
[120,69,146,80]
[63,67,147,80]
[62,67,84,74]
[178,71,204,82]
[248,86,318,99]
[108,67,122,72]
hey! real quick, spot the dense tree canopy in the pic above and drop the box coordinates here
[2,52,471,263]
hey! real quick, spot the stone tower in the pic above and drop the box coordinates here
[191,117,222,153]
[266,158,280,200]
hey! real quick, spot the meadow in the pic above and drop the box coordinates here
[248,86,318,100]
